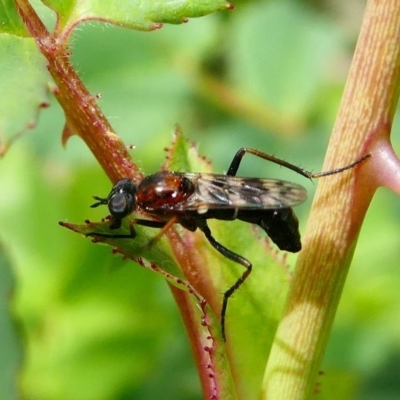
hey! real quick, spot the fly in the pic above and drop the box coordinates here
[89,148,370,340]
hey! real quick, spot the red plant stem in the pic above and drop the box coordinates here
[15,0,138,184]
[263,1,400,399]
[15,1,225,396]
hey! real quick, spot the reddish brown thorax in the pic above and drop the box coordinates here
[136,171,195,211]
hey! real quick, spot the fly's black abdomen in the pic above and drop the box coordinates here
[235,208,301,253]
[193,207,301,252]
[259,209,301,252]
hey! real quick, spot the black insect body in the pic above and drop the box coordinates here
[89,148,369,340]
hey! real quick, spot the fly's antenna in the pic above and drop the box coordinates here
[90,196,108,208]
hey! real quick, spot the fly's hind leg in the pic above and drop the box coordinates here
[226,147,370,178]
[196,220,252,341]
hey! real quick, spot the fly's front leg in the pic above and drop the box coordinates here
[196,220,252,341]
[86,218,166,239]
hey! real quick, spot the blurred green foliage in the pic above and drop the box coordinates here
[1,1,400,399]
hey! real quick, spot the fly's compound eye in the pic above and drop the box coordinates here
[108,192,134,218]
[107,179,137,219]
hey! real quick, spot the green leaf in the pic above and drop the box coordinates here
[0,33,50,154]
[0,0,29,36]
[205,220,290,399]
[43,0,232,34]
[61,219,186,283]
[165,125,212,172]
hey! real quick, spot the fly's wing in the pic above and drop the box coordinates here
[174,173,307,211]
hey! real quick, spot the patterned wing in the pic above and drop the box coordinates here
[174,173,307,211]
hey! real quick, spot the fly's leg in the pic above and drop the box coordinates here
[197,220,251,341]
[144,217,177,247]
[226,147,370,178]
[87,218,180,254]
[86,218,166,239]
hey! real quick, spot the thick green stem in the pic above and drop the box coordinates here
[263,1,400,398]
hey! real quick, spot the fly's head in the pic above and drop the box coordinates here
[91,178,137,229]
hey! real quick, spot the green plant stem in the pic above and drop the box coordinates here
[263,1,400,399]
